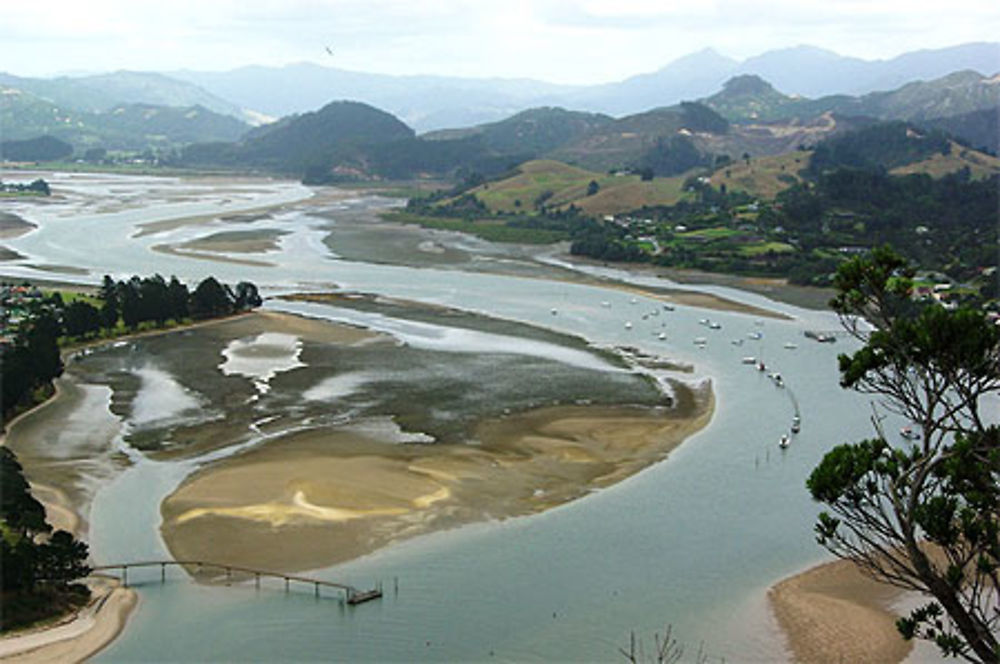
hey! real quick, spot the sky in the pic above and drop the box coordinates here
[4,0,999,84]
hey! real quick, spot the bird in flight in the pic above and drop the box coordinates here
[325,46,334,56]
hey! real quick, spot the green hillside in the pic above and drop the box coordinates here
[425,107,613,155]
[443,159,692,217]
[0,86,248,152]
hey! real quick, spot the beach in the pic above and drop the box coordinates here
[0,577,136,664]
[769,558,913,663]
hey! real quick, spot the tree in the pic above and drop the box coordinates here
[62,300,102,338]
[167,276,190,321]
[0,447,50,536]
[190,276,233,319]
[37,531,90,587]
[807,246,1000,662]
[587,180,600,196]
[233,281,262,310]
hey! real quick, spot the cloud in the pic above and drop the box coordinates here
[2,0,998,81]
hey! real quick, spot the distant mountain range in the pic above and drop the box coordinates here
[0,86,249,152]
[0,41,996,166]
[167,42,999,131]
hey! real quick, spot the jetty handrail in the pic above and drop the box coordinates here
[92,560,360,593]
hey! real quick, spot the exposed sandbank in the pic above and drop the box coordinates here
[769,558,912,664]
[178,229,289,254]
[0,212,36,240]
[150,243,275,267]
[161,389,713,574]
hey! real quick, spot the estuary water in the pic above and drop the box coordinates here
[2,172,904,661]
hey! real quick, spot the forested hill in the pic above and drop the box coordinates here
[179,100,530,181]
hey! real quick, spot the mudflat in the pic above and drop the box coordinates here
[161,390,713,573]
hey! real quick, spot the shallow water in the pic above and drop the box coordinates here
[2,173,948,662]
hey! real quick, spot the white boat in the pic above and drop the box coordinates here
[748,331,763,340]
[698,318,710,326]
[779,434,790,449]
[624,321,633,330]
[770,372,784,387]
[791,421,801,434]
[741,357,756,364]
[551,308,558,315]
[731,338,744,346]
[693,337,707,345]
[630,298,638,305]
[709,322,721,330]
[662,303,675,311]
[783,342,798,349]
[601,301,611,308]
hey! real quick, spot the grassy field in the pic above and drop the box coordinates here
[709,151,810,199]
[890,142,1000,179]
[455,159,691,217]
[380,211,568,244]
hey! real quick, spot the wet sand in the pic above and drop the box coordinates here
[150,243,275,267]
[0,212,36,240]
[161,389,713,574]
[770,559,912,664]
[178,229,289,254]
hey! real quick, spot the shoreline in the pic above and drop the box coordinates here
[0,577,137,663]
[769,558,913,663]
[0,312,260,662]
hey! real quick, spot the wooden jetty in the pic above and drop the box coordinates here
[91,560,383,605]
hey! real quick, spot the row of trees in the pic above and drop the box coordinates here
[0,447,91,631]
[1,275,262,421]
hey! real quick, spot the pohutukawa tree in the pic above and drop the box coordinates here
[807,246,1000,663]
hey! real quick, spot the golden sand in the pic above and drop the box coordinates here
[161,393,714,573]
[769,559,912,664]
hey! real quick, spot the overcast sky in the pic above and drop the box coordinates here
[5,0,998,83]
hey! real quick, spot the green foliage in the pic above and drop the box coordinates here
[809,247,1000,662]
[0,136,73,161]
[0,448,91,631]
[0,448,50,536]
[191,276,235,319]
[809,121,952,174]
[678,102,729,135]
[636,135,707,177]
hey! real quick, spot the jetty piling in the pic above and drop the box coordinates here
[92,561,382,605]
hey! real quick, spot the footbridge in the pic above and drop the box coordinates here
[91,560,383,605]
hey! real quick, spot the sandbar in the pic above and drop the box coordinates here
[178,229,289,254]
[0,213,36,240]
[769,558,912,664]
[150,243,274,267]
[161,388,713,574]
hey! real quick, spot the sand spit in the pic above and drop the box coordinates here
[150,243,275,267]
[0,212,36,240]
[161,390,714,574]
[178,229,289,254]
[769,558,912,664]
[0,577,136,664]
